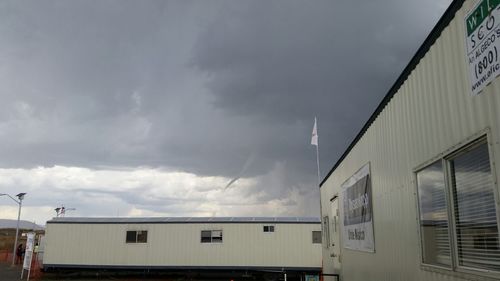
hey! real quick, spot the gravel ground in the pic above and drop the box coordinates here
[0,262,27,281]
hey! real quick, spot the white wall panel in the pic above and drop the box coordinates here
[321,0,500,280]
[44,222,321,269]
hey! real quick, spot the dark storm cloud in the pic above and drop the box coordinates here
[0,0,451,219]
[191,0,452,181]
[0,0,212,168]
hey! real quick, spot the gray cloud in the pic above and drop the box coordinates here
[0,0,451,219]
[191,0,452,179]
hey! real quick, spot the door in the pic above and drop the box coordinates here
[330,196,341,273]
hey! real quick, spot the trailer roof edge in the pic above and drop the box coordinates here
[320,0,466,187]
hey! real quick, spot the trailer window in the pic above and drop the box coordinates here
[201,231,211,243]
[450,142,499,271]
[417,160,451,267]
[201,230,223,243]
[125,230,148,243]
[312,231,322,244]
[126,231,136,243]
[263,225,275,232]
[417,138,500,272]
[136,231,148,243]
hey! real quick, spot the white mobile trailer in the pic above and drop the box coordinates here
[43,217,322,276]
[320,0,500,281]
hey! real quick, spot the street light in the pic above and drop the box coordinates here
[0,192,27,266]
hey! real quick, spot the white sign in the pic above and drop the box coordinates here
[23,233,35,270]
[341,164,374,252]
[465,0,500,95]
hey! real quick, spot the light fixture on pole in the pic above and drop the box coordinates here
[55,205,76,217]
[54,207,61,217]
[0,192,27,266]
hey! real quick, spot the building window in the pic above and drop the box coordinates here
[126,230,148,243]
[312,231,322,244]
[263,225,275,232]
[417,160,451,267]
[417,139,500,272]
[450,141,499,270]
[323,216,330,248]
[201,230,223,243]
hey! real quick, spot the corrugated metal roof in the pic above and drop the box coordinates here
[47,216,320,224]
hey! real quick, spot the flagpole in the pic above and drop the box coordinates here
[312,117,321,187]
[311,117,324,252]
[316,138,321,187]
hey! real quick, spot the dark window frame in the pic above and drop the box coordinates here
[312,231,322,244]
[200,230,223,243]
[125,230,148,243]
[263,225,275,233]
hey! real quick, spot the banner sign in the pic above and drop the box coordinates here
[23,232,35,270]
[341,163,374,252]
[465,0,500,95]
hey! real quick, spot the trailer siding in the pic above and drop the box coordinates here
[321,0,500,280]
[43,221,322,270]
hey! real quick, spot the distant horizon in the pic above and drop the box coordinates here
[0,218,45,229]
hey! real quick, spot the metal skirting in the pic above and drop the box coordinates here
[42,264,321,272]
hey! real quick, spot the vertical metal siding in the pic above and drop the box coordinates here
[43,223,322,268]
[321,0,500,280]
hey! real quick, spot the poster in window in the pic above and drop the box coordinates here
[341,163,375,252]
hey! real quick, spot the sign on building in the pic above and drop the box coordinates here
[465,0,500,95]
[341,163,374,252]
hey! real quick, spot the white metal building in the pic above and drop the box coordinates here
[320,0,500,280]
[43,217,321,275]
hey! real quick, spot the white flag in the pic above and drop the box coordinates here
[311,117,318,146]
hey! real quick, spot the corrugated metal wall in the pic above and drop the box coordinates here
[320,0,500,280]
[43,223,322,268]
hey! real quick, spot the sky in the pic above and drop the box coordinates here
[0,0,452,225]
